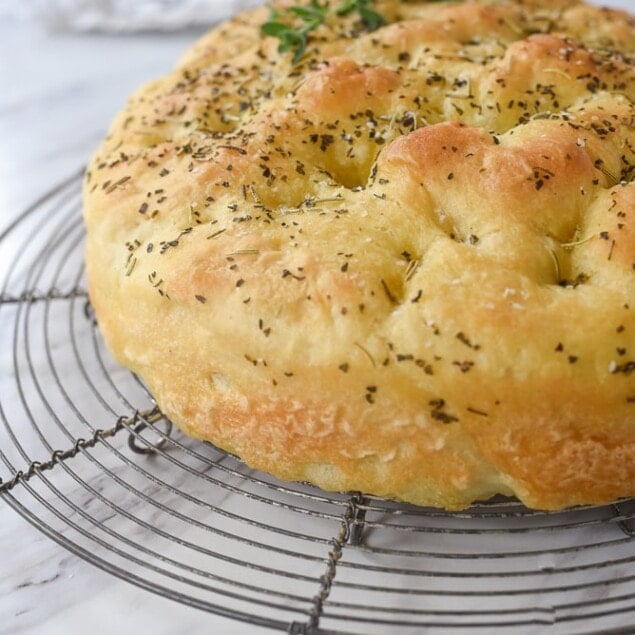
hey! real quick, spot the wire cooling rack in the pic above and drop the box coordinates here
[0,171,634,635]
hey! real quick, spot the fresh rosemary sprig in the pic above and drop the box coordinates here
[261,1,328,64]
[261,0,386,64]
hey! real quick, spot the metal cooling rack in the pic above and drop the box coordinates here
[0,171,634,635]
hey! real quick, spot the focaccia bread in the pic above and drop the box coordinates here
[83,0,635,510]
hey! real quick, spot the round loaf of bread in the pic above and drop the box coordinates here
[83,0,635,510]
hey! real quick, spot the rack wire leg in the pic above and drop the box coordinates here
[288,492,365,635]
[347,495,369,546]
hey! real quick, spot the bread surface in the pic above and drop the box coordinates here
[84,0,635,510]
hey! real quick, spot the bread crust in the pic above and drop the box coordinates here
[84,0,635,510]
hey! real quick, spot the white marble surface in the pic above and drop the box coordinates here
[0,2,633,634]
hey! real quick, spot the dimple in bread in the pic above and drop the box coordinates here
[83,0,635,510]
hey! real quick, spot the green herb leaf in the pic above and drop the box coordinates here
[261,0,385,64]
[336,0,385,29]
[358,5,385,29]
[260,21,292,37]
[290,5,328,22]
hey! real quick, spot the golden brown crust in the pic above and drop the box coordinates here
[83,0,635,510]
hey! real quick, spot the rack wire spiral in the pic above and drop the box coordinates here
[0,171,634,635]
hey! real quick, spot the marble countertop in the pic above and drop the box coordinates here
[0,2,633,634]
